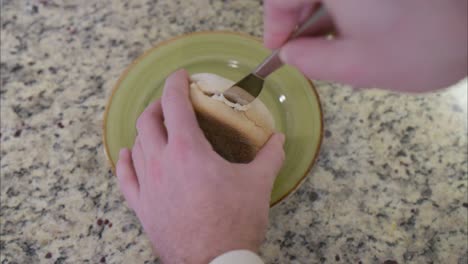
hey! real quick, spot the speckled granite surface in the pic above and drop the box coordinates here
[1,0,467,263]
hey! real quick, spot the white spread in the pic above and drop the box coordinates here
[190,73,252,111]
[210,93,250,111]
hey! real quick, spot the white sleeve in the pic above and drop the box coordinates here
[209,250,264,264]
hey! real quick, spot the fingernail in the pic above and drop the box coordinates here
[119,149,127,158]
[278,49,287,64]
[277,133,286,145]
[175,68,188,76]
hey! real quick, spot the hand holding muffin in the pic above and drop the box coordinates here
[116,69,285,264]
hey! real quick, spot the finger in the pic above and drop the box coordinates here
[136,99,166,157]
[116,149,140,210]
[161,69,204,140]
[132,137,146,182]
[298,5,337,37]
[264,0,317,49]
[249,133,286,187]
[280,38,368,86]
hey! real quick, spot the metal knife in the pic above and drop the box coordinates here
[223,5,332,106]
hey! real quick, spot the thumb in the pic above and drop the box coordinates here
[280,38,368,87]
[250,133,286,186]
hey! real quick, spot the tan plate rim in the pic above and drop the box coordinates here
[102,31,324,207]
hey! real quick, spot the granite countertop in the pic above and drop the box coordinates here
[1,0,467,263]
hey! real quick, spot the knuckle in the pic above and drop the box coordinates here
[145,160,161,177]
[172,136,192,151]
[169,135,194,160]
[163,91,180,105]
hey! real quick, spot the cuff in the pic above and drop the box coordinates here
[209,250,264,264]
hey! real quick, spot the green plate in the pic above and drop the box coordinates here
[103,32,323,206]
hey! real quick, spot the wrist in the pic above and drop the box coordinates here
[157,237,260,264]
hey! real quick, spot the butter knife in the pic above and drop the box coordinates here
[223,5,331,106]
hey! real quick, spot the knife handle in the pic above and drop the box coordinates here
[254,5,331,79]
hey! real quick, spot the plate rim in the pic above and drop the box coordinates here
[102,30,324,207]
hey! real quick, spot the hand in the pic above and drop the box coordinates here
[264,0,467,92]
[116,69,285,264]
